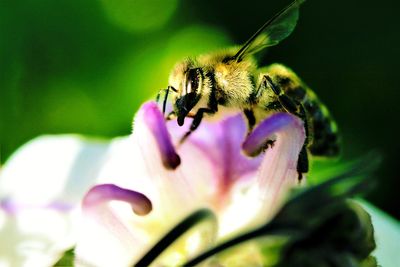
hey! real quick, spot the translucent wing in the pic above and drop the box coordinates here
[233,0,305,62]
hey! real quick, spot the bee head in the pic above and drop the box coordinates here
[169,65,204,126]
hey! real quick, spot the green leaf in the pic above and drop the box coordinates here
[53,248,75,267]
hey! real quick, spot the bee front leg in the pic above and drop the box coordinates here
[179,108,215,144]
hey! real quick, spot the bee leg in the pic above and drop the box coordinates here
[243,108,278,149]
[263,75,298,113]
[161,87,171,115]
[243,109,256,132]
[297,103,310,147]
[263,74,311,144]
[297,145,309,182]
[264,75,310,180]
[179,108,215,144]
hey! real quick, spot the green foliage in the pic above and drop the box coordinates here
[0,0,230,163]
[273,201,377,267]
[53,248,75,267]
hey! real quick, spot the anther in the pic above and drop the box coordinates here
[83,184,152,216]
[141,102,181,169]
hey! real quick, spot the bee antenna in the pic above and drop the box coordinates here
[156,89,162,103]
[162,86,171,115]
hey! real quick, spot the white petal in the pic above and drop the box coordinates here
[0,135,110,266]
[0,208,76,267]
[74,103,219,266]
[0,135,110,206]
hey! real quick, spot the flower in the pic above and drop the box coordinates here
[1,101,400,267]
[74,101,306,266]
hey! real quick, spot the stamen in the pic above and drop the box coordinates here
[242,113,304,157]
[140,102,181,169]
[82,184,152,216]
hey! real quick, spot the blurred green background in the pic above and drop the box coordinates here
[1,0,399,219]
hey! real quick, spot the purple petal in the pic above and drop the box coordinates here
[136,102,180,170]
[83,184,152,216]
[167,114,262,195]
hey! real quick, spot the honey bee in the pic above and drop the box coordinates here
[157,0,340,179]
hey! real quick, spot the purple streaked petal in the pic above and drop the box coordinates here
[242,112,304,157]
[243,113,305,221]
[76,186,146,267]
[77,184,152,266]
[0,198,74,214]
[136,102,180,170]
[83,184,152,216]
[195,115,263,181]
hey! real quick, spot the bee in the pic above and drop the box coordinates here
[157,0,340,179]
